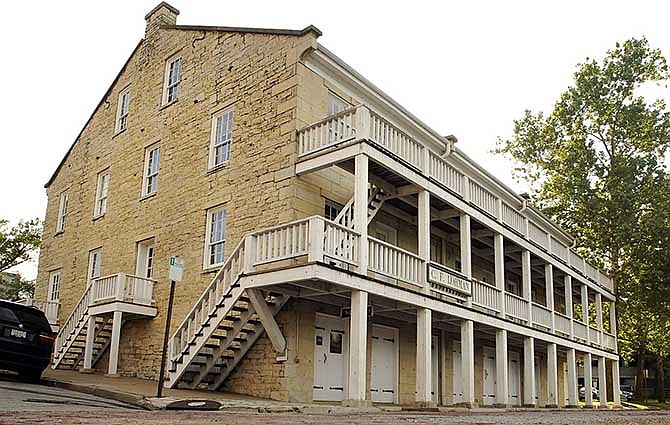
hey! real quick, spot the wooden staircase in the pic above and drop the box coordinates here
[334,183,386,229]
[55,316,116,370]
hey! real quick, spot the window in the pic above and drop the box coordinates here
[205,208,227,267]
[136,239,155,279]
[48,270,61,303]
[327,93,351,142]
[116,88,131,132]
[209,110,233,168]
[163,57,181,104]
[328,92,350,116]
[324,199,343,221]
[94,171,110,217]
[142,145,160,196]
[56,191,68,233]
[88,248,102,286]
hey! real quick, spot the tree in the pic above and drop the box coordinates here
[496,37,670,399]
[0,275,35,301]
[0,219,42,273]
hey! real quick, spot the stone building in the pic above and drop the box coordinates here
[35,2,621,408]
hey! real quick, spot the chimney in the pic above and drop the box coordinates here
[145,2,179,37]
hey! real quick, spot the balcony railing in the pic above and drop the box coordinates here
[297,105,614,294]
[91,273,156,306]
[471,279,501,313]
[368,236,423,287]
[17,298,60,327]
[532,303,553,329]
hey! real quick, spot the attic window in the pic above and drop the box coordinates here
[163,56,181,105]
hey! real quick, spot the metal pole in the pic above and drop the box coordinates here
[157,280,176,398]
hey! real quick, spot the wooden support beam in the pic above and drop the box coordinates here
[431,208,462,221]
[247,288,287,355]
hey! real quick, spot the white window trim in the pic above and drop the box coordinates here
[135,239,155,279]
[48,270,61,303]
[115,88,131,133]
[142,145,160,197]
[208,109,234,169]
[56,191,69,233]
[94,171,110,217]
[162,56,181,105]
[204,208,227,269]
[88,248,102,286]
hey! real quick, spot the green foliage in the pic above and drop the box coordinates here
[0,275,35,301]
[0,218,42,273]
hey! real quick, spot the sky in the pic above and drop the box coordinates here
[2,0,669,280]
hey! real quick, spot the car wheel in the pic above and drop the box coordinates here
[19,369,42,383]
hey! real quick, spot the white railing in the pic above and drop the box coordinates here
[428,151,464,196]
[368,236,423,287]
[599,272,613,292]
[528,222,549,251]
[603,333,616,350]
[570,251,585,273]
[55,285,94,358]
[323,220,359,265]
[574,321,588,340]
[555,312,571,336]
[532,303,552,329]
[92,274,122,303]
[472,279,501,312]
[501,202,525,235]
[550,238,569,263]
[124,275,155,305]
[254,219,310,266]
[369,110,424,170]
[17,298,60,325]
[505,292,528,322]
[585,262,599,282]
[588,326,601,346]
[468,180,498,217]
[91,273,155,305]
[297,107,357,156]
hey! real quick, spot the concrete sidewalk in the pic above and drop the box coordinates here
[41,369,376,413]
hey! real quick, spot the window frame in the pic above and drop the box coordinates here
[115,87,131,133]
[204,207,227,269]
[94,170,110,217]
[324,198,343,221]
[48,270,61,303]
[56,191,69,233]
[208,109,234,169]
[162,56,182,105]
[142,145,161,197]
[88,248,102,286]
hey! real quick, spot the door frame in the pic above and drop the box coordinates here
[313,313,350,401]
[370,323,399,404]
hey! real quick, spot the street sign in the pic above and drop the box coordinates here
[168,256,184,282]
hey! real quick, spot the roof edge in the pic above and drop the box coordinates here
[45,39,144,189]
[160,24,322,37]
[145,2,179,20]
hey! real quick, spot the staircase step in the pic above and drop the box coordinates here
[231,306,248,312]
[210,333,229,340]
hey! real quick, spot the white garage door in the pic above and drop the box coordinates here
[370,324,398,403]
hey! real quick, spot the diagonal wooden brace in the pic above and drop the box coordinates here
[247,288,287,358]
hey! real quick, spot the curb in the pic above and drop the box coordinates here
[41,378,153,410]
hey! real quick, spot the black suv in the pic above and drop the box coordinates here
[0,299,55,381]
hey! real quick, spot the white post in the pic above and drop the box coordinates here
[596,292,603,347]
[610,302,618,351]
[584,352,594,408]
[243,234,257,273]
[355,105,371,140]
[495,329,509,407]
[567,348,578,407]
[354,154,369,274]
[545,264,555,332]
[83,315,96,371]
[307,217,325,263]
[116,273,126,301]
[494,233,506,317]
[416,308,433,406]
[581,284,590,344]
[107,311,123,375]
[461,320,475,407]
[418,190,431,294]
[523,336,536,407]
[598,356,608,408]
[346,290,368,406]
[460,214,472,307]
[612,359,622,407]
[546,343,558,407]
[565,275,574,338]
[522,250,533,325]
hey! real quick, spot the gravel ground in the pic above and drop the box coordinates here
[3,410,670,425]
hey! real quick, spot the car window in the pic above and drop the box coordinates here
[0,306,20,324]
[11,307,52,333]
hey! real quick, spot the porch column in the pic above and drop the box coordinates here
[354,154,369,274]
[82,315,96,371]
[567,348,578,407]
[581,284,590,344]
[418,190,430,294]
[546,343,559,407]
[108,311,123,375]
[523,336,536,407]
[494,233,506,317]
[612,359,622,407]
[416,308,433,407]
[595,292,603,346]
[610,302,618,351]
[545,264,555,332]
[461,319,475,407]
[460,214,472,307]
[598,356,607,408]
[584,352,594,408]
[522,250,532,325]
[346,290,369,405]
[564,275,574,338]
[495,329,509,407]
